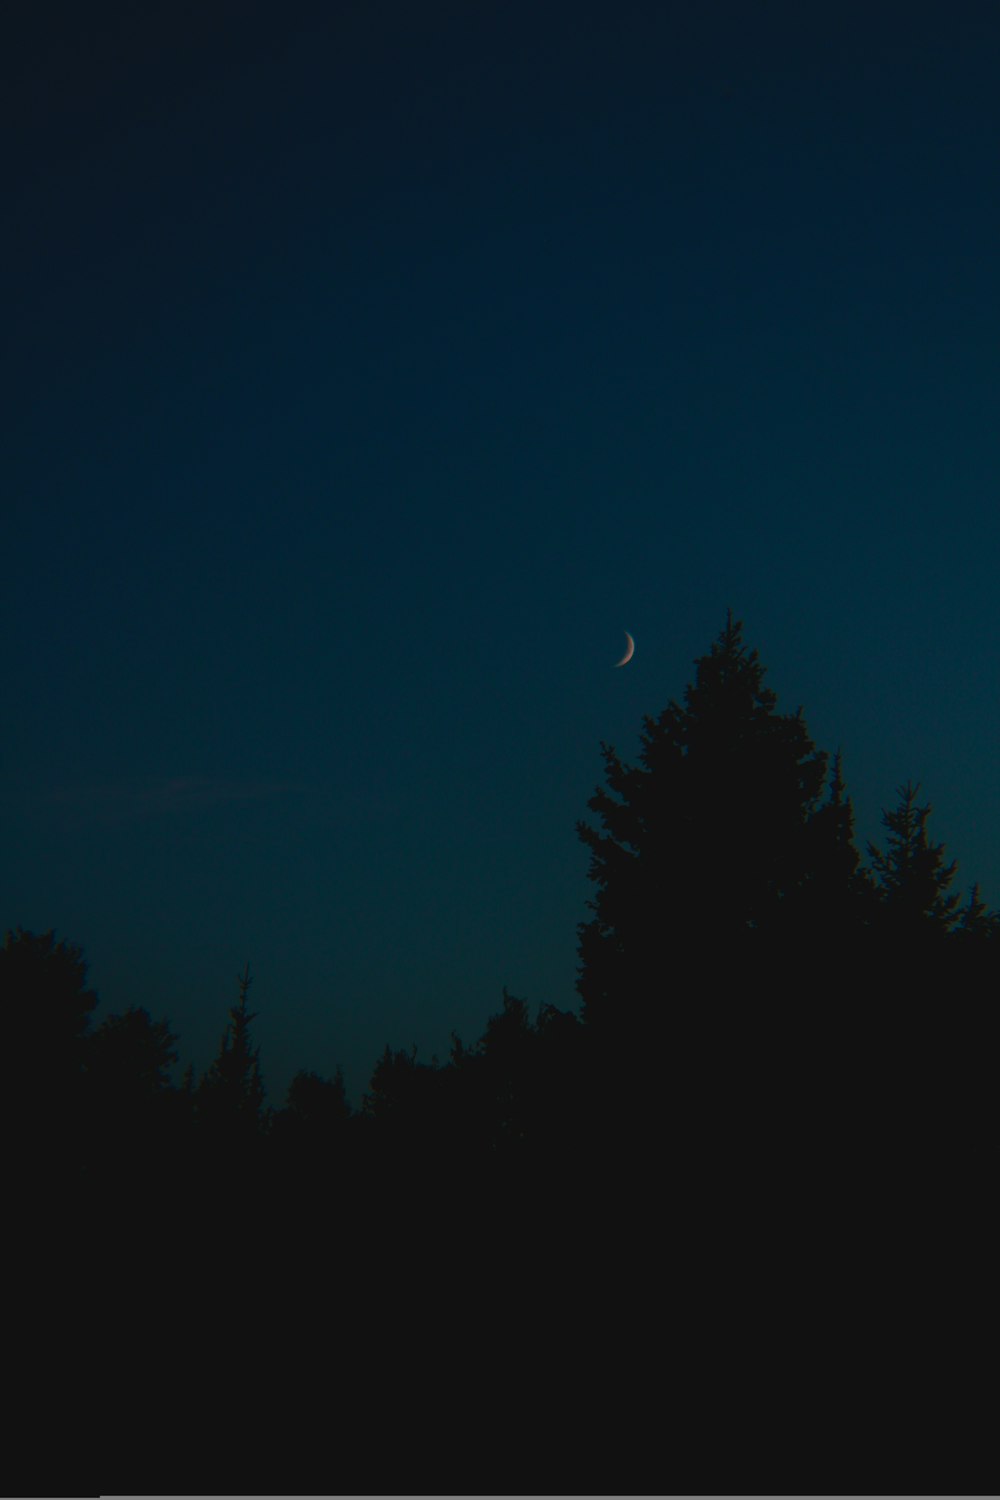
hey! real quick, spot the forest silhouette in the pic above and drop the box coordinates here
[7,613,996,1493]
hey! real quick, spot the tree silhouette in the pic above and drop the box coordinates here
[284,1066,351,1132]
[859,783,993,1199]
[0,927,100,1200]
[266,1066,354,1227]
[447,989,588,1174]
[0,926,99,1056]
[87,1005,179,1095]
[85,1006,182,1200]
[576,612,862,1044]
[362,1042,452,1161]
[954,881,1000,939]
[866,779,961,939]
[198,963,265,1121]
[195,963,267,1211]
[466,987,536,1154]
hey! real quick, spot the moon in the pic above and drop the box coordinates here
[614,631,635,667]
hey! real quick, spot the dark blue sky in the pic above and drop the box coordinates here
[4,1,999,1104]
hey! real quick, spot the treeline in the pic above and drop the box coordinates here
[6,613,998,1492]
[5,614,998,1224]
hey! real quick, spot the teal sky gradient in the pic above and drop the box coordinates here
[3,0,999,1102]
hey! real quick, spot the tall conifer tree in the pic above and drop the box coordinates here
[576,613,864,1039]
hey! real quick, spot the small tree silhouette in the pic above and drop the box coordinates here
[954,882,1000,940]
[866,781,960,939]
[284,1067,351,1131]
[85,1006,181,1200]
[0,926,99,1058]
[87,1006,179,1096]
[0,928,99,1198]
[197,963,266,1144]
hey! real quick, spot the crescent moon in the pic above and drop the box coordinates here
[614,631,635,667]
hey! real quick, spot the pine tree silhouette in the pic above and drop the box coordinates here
[576,611,861,1041]
[196,963,266,1152]
[0,927,99,1203]
[85,1005,181,1204]
[866,780,961,939]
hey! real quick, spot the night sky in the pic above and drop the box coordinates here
[4,1,999,1106]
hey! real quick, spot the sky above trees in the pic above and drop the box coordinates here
[3,1,999,1102]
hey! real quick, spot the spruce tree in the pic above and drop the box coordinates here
[0,927,99,1201]
[197,962,266,1144]
[576,612,863,1040]
[858,785,990,1201]
[954,882,1000,941]
[865,781,960,942]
